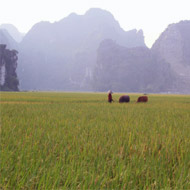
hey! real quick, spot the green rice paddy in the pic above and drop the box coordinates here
[1,92,190,189]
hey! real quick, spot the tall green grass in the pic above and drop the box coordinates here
[1,92,190,189]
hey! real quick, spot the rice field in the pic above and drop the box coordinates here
[1,92,190,189]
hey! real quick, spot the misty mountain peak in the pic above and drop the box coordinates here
[58,12,82,24]
[0,29,18,49]
[137,29,144,36]
[0,23,24,43]
[25,21,52,38]
[152,20,190,93]
[152,20,190,67]
[58,8,119,28]
[67,13,79,18]
[31,21,51,31]
[85,8,114,19]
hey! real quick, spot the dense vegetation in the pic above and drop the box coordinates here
[0,45,19,91]
[1,92,190,189]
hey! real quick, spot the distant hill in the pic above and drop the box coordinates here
[0,29,18,49]
[152,20,190,93]
[18,8,146,91]
[0,24,25,43]
[92,39,175,93]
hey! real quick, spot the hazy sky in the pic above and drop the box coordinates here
[0,0,190,47]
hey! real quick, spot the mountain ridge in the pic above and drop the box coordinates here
[1,9,190,93]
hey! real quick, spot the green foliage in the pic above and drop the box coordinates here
[2,76,19,91]
[1,92,190,189]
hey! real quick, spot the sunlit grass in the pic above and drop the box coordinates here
[1,92,190,189]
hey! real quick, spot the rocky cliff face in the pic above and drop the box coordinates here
[152,21,190,93]
[93,39,175,93]
[0,44,19,91]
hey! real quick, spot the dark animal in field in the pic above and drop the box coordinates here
[119,95,130,103]
[137,96,148,102]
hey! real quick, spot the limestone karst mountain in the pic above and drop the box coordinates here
[92,39,175,93]
[2,9,190,93]
[152,20,190,93]
[18,8,145,91]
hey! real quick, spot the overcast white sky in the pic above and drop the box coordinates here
[0,0,190,47]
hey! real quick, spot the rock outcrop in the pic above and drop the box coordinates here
[0,44,19,91]
[93,39,175,93]
[152,21,190,93]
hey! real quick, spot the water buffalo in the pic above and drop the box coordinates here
[137,96,148,102]
[119,95,130,103]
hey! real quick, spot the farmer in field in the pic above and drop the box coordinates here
[108,90,114,103]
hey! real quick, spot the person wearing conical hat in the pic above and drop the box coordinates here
[108,90,114,103]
